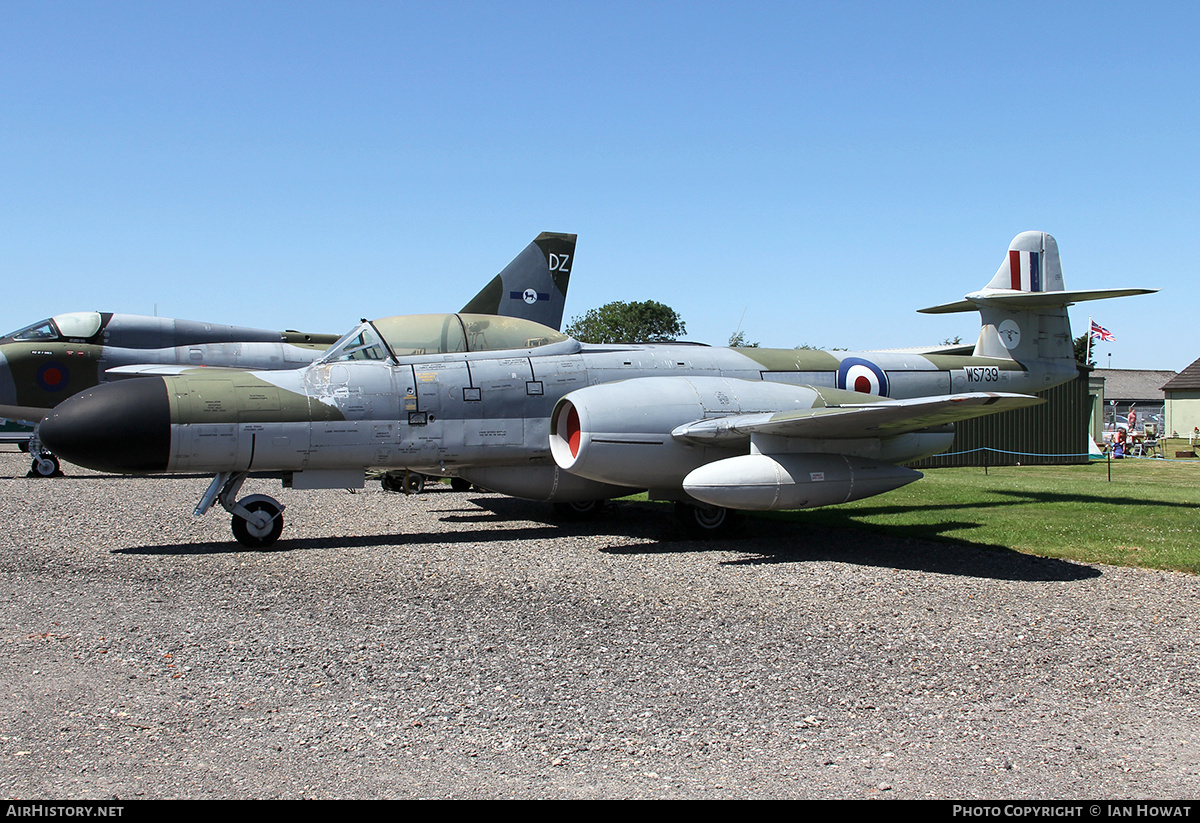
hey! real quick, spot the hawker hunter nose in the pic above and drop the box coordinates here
[0,309,338,477]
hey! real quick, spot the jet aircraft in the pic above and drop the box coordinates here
[40,231,1153,547]
[1,232,575,477]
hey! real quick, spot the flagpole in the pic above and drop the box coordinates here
[1087,315,1093,365]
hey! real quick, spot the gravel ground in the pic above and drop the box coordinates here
[1,450,1197,799]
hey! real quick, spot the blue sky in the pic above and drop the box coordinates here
[2,1,1195,370]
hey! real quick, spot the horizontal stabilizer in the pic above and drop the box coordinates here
[919,287,1158,315]
[671,391,1044,444]
[874,343,977,356]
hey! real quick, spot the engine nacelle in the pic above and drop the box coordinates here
[457,465,639,503]
[549,377,824,490]
[682,453,921,511]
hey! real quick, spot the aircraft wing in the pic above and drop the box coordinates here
[0,403,50,427]
[104,364,256,377]
[671,391,1045,445]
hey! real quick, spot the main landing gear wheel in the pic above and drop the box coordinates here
[553,500,606,520]
[231,500,284,549]
[381,472,425,494]
[675,501,742,537]
[450,477,472,492]
[28,454,62,478]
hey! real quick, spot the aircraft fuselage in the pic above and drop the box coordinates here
[53,336,1062,490]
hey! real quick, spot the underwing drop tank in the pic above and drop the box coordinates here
[681,453,922,511]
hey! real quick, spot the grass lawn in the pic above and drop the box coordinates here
[752,458,1200,574]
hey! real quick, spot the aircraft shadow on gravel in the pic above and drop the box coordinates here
[118,492,1102,583]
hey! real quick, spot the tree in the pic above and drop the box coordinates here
[1074,333,1096,367]
[565,300,686,344]
[728,331,759,348]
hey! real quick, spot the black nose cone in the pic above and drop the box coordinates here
[40,378,170,473]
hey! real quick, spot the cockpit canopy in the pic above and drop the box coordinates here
[3,311,104,343]
[317,313,571,365]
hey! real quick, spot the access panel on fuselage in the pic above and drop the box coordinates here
[458,357,533,447]
[398,361,466,462]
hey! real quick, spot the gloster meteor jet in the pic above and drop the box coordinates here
[40,232,1152,546]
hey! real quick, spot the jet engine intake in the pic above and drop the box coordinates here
[549,377,823,490]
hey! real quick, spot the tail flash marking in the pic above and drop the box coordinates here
[1008,249,1042,292]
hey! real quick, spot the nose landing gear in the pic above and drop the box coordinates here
[230,498,285,548]
[28,452,63,478]
[25,430,64,478]
[196,471,286,549]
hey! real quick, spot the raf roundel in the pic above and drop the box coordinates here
[836,357,889,396]
[36,361,70,392]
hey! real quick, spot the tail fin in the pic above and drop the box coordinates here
[460,232,577,331]
[919,231,1156,379]
[985,230,1065,293]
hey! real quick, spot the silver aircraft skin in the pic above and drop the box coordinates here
[1,232,575,476]
[40,231,1153,546]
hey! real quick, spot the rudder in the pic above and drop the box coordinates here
[985,230,1064,294]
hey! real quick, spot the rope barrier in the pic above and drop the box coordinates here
[931,446,1200,463]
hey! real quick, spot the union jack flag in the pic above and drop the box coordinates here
[1090,320,1114,342]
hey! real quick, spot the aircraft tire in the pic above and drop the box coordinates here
[232,500,284,549]
[28,455,63,478]
[675,501,742,537]
[382,472,425,494]
[553,500,605,520]
[450,477,472,492]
